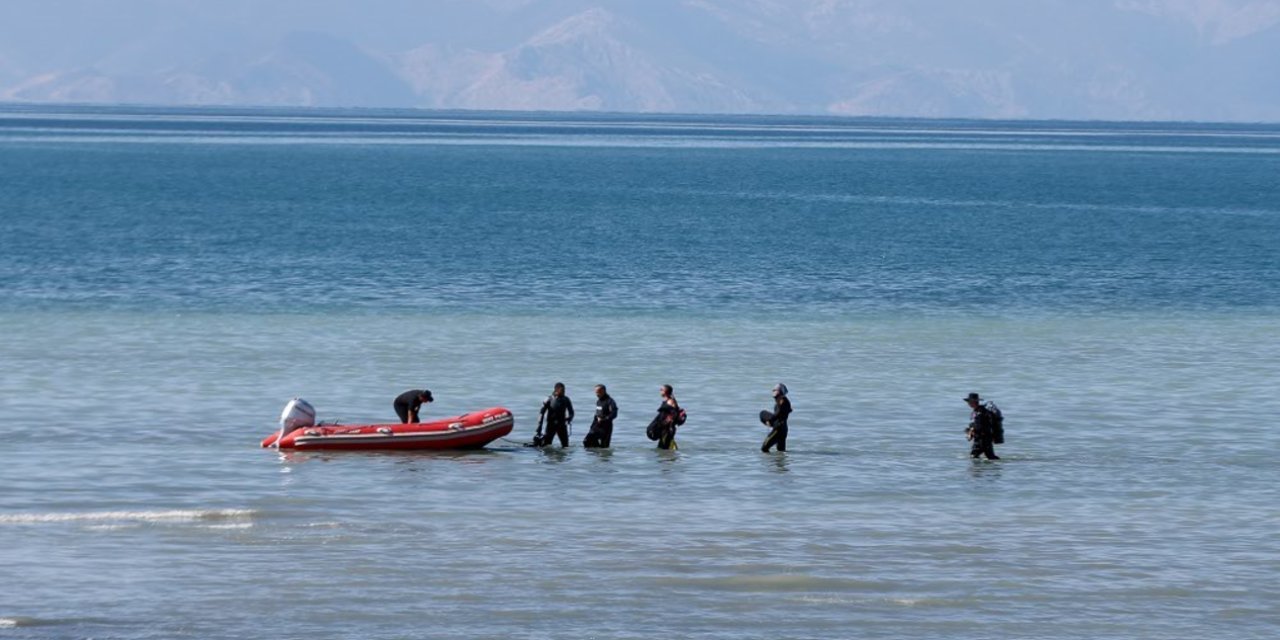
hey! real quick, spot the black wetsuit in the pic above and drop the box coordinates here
[583,394,618,448]
[968,405,1000,460]
[539,394,575,447]
[760,396,791,452]
[393,390,429,423]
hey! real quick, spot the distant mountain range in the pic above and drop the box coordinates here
[1,0,1278,122]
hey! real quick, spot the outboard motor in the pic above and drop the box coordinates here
[275,397,316,446]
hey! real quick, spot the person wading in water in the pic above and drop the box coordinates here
[536,382,575,448]
[759,383,791,452]
[647,384,684,450]
[583,384,618,448]
[965,392,1000,460]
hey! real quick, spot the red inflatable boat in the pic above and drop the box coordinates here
[262,406,514,451]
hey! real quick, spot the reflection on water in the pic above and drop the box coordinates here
[585,449,615,463]
[763,452,790,474]
[967,458,1005,482]
[656,449,682,475]
[535,447,571,464]
[275,448,507,466]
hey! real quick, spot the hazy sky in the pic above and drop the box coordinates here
[4,0,549,60]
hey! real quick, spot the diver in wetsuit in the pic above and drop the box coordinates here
[537,382,575,448]
[648,384,682,450]
[965,392,1000,460]
[759,383,791,452]
[583,384,618,448]
[393,389,433,423]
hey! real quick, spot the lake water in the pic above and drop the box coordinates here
[1,106,1278,639]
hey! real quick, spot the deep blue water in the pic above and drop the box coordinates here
[2,106,1278,315]
[1,107,1278,640]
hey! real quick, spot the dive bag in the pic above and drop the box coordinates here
[645,415,662,441]
[984,401,1004,444]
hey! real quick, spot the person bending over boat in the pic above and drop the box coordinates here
[537,382,575,448]
[393,389,433,423]
[759,383,791,452]
[647,384,684,450]
[583,384,618,448]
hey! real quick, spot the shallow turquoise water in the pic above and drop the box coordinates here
[1,107,1278,639]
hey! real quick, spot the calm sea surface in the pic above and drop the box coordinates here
[1,106,1278,639]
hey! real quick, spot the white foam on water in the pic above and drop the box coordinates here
[0,618,17,628]
[794,595,862,605]
[0,508,257,525]
[202,522,255,530]
[84,523,140,531]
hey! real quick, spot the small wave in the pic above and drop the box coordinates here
[0,615,122,629]
[793,595,863,605]
[652,574,881,592]
[0,508,257,525]
[792,595,963,607]
[83,523,139,531]
[203,522,255,530]
[886,597,970,607]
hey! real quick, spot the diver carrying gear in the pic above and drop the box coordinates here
[760,384,792,452]
[652,385,683,450]
[537,382,574,448]
[964,392,1000,460]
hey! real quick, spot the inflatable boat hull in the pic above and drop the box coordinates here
[262,407,514,451]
